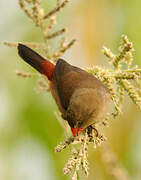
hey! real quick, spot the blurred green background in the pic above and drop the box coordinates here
[1,0,141,179]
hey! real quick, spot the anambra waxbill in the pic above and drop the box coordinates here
[17,44,110,137]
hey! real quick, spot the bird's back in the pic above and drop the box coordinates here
[53,59,109,110]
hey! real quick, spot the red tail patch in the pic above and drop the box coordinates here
[42,61,55,80]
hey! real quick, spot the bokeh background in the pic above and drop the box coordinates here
[1,0,141,179]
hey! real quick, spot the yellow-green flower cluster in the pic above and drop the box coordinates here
[88,35,141,118]
[55,126,106,179]
[5,0,75,62]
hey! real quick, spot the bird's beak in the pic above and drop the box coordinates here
[71,127,82,137]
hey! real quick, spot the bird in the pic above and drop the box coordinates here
[17,44,110,137]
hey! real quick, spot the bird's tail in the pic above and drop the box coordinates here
[17,44,55,80]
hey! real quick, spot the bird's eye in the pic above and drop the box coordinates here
[78,121,83,127]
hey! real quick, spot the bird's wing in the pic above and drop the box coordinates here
[52,59,104,110]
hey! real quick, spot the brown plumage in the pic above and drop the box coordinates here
[51,59,110,131]
[17,44,110,136]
